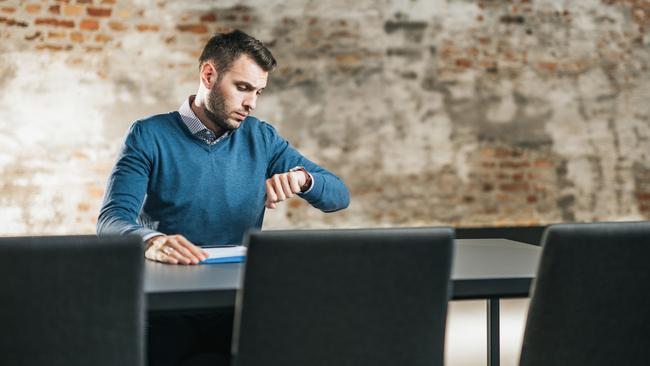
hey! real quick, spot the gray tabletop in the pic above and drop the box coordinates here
[145,238,541,312]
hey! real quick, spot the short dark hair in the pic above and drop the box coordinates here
[199,29,277,77]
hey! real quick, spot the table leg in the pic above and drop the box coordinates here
[487,297,500,366]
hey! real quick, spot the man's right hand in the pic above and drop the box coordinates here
[144,235,209,265]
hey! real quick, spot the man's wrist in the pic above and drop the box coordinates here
[290,166,312,192]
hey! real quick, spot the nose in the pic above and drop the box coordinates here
[243,93,257,111]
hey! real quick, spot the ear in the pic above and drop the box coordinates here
[200,62,218,89]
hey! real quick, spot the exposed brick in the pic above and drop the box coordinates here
[1,7,16,13]
[456,58,473,68]
[499,183,530,192]
[87,7,111,17]
[77,0,93,3]
[637,192,650,201]
[176,24,208,33]
[70,31,84,42]
[49,4,60,14]
[135,24,159,32]
[94,33,112,42]
[24,31,41,40]
[36,44,73,51]
[101,0,116,3]
[25,4,41,13]
[534,159,554,168]
[63,4,83,16]
[200,13,216,22]
[0,17,29,27]
[48,31,66,39]
[79,19,99,30]
[500,161,530,169]
[85,46,102,52]
[35,18,75,28]
[107,21,126,31]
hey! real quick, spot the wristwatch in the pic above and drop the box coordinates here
[289,166,313,192]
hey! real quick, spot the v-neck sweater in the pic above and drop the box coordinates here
[97,112,349,246]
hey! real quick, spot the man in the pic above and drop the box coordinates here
[97,30,349,366]
[97,30,349,264]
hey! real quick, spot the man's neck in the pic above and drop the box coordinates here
[189,95,226,137]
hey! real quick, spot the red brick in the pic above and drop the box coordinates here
[200,13,216,22]
[534,159,554,168]
[176,24,208,33]
[77,0,93,3]
[63,4,83,16]
[24,31,41,40]
[637,192,650,201]
[135,24,159,32]
[1,7,16,13]
[70,31,84,42]
[500,161,530,169]
[35,18,75,27]
[94,33,111,42]
[499,183,530,191]
[1,17,29,27]
[101,0,115,3]
[48,31,66,38]
[85,46,102,52]
[108,21,126,31]
[79,19,99,30]
[87,7,111,17]
[49,4,60,14]
[25,4,41,13]
[527,195,538,203]
[36,44,73,51]
[456,58,472,68]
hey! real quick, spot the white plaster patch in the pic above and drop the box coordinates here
[486,80,516,124]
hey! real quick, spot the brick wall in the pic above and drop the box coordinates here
[1,0,649,234]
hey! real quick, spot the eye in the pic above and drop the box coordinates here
[236,85,247,91]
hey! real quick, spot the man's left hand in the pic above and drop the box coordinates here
[265,170,307,209]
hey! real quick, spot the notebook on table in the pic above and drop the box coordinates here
[200,245,247,264]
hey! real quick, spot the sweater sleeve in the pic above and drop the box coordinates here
[96,122,161,239]
[264,122,350,212]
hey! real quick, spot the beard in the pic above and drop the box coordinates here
[204,86,241,131]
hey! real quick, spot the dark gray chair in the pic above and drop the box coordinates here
[232,227,454,366]
[0,235,144,366]
[519,221,650,366]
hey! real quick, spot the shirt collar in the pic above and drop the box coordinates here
[178,95,211,135]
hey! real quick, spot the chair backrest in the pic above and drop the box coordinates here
[520,222,650,366]
[0,235,144,366]
[231,227,454,366]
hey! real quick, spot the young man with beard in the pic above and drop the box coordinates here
[98,30,349,263]
[97,30,349,365]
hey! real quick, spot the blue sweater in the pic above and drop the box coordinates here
[97,112,349,246]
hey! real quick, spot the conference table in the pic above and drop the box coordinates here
[145,238,541,366]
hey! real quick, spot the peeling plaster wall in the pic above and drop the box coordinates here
[1,0,650,235]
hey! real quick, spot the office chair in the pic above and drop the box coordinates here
[232,227,454,366]
[0,235,144,366]
[519,222,650,366]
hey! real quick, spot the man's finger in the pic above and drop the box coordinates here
[266,179,278,203]
[165,245,192,265]
[280,174,293,198]
[289,172,302,193]
[155,248,178,264]
[272,175,286,201]
[173,235,206,262]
